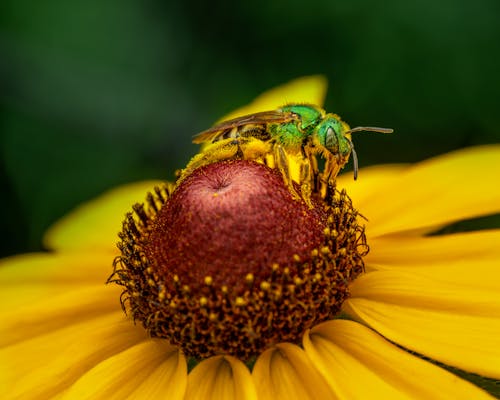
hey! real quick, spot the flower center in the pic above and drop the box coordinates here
[111,160,367,360]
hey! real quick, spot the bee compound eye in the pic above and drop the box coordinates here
[325,126,336,149]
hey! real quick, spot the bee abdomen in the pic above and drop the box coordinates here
[213,124,270,143]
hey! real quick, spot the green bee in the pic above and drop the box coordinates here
[179,104,392,204]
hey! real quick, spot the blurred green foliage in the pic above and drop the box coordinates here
[1,0,500,256]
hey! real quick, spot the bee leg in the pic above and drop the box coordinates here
[321,154,343,198]
[319,155,334,198]
[238,138,273,164]
[329,156,343,183]
[263,152,275,168]
[311,155,321,194]
[177,138,241,184]
[301,144,317,170]
[273,144,301,202]
[299,159,314,208]
[302,145,320,201]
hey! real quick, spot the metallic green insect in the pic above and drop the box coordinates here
[179,104,393,204]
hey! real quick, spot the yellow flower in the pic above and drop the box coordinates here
[2,77,500,399]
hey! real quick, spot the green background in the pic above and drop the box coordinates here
[1,0,500,257]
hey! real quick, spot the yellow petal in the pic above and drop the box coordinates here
[185,355,257,400]
[1,312,148,399]
[367,231,500,288]
[355,146,500,237]
[0,252,110,284]
[219,75,327,122]
[336,164,409,207]
[1,284,120,347]
[303,319,494,400]
[368,230,500,266]
[349,270,500,316]
[0,251,112,310]
[345,271,500,379]
[62,340,186,400]
[252,343,335,400]
[43,180,164,252]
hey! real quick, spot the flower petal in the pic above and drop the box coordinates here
[354,146,500,237]
[349,269,500,316]
[367,231,500,286]
[1,284,120,347]
[252,343,335,400]
[303,319,494,399]
[0,252,110,284]
[184,355,257,400]
[345,270,500,378]
[0,252,112,309]
[43,180,163,251]
[1,312,148,399]
[219,75,327,122]
[336,164,409,207]
[62,340,186,400]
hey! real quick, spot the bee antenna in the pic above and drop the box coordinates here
[345,126,394,135]
[347,137,358,180]
[344,126,392,180]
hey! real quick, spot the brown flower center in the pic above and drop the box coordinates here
[111,160,367,360]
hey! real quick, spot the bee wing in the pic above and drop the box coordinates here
[193,110,298,143]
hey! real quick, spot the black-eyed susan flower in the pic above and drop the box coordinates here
[1,77,500,399]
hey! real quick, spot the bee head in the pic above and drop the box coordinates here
[314,115,357,179]
[316,116,352,157]
[315,115,393,180]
